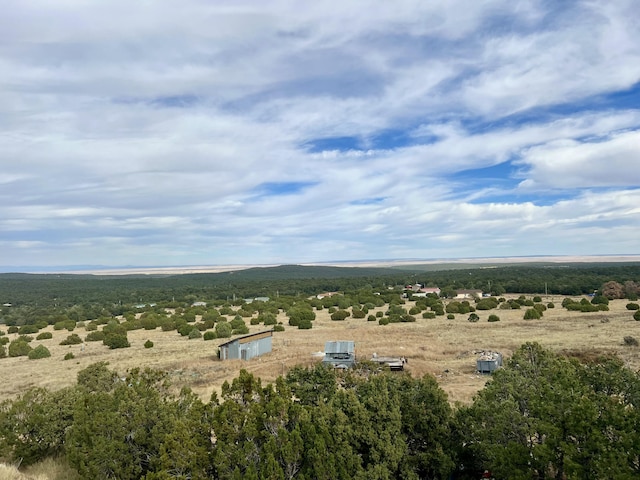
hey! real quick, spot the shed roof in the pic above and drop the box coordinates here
[324,340,355,354]
[218,330,273,348]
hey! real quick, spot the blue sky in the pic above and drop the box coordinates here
[1,0,639,270]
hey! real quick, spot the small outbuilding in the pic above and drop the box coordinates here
[322,340,356,368]
[218,330,273,361]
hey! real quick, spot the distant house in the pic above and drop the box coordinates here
[244,297,270,303]
[218,330,273,361]
[192,301,207,307]
[455,289,483,299]
[322,340,356,368]
[315,292,340,300]
[412,287,441,298]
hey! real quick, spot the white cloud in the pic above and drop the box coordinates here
[0,1,639,268]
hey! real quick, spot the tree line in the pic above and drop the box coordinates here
[1,343,639,479]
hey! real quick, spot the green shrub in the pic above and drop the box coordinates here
[532,296,542,303]
[623,336,639,346]
[367,314,377,321]
[64,352,75,360]
[331,310,350,321]
[273,324,285,332]
[85,322,98,331]
[233,324,250,335]
[378,317,390,325]
[215,322,232,338]
[203,331,217,341]
[103,333,130,349]
[19,324,40,335]
[188,328,202,339]
[7,326,18,334]
[422,311,436,319]
[488,314,500,322]
[0,337,9,346]
[468,313,480,322]
[250,317,260,325]
[376,311,384,318]
[28,345,51,360]
[351,308,366,319]
[298,318,313,329]
[533,303,547,314]
[60,334,83,345]
[144,340,154,348]
[547,302,555,308]
[447,314,455,320]
[36,332,53,340]
[626,303,639,311]
[8,340,32,357]
[85,330,105,342]
[0,345,5,358]
[178,324,193,336]
[18,335,34,343]
[524,308,541,320]
[634,310,640,321]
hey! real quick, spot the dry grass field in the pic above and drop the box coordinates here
[2,296,640,405]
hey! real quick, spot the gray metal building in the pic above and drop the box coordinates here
[322,340,356,368]
[218,330,273,360]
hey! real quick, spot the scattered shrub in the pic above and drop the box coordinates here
[623,336,639,347]
[626,303,640,311]
[60,334,83,345]
[19,324,40,335]
[18,335,34,343]
[103,333,130,349]
[547,302,555,308]
[532,296,542,303]
[378,317,390,326]
[376,311,384,318]
[144,340,154,348]
[634,310,640,321]
[85,330,105,342]
[28,345,51,360]
[273,324,285,332]
[367,314,377,321]
[0,337,9,346]
[188,328,202,339]
[524,308,541,320]
[215,322,232,338]
[468,313,480,323]
[8,340,32,357]
[487,314,500,322]
[422,311,436,319]
[35,332,53,340]
[203,331,217,341]
[64,352,75,360]
[250,317,261,325]
[331,310,350,321]
[447,314,455,320]
[0,345,5,358]
[7,326,18,334]
[298,318,313,329]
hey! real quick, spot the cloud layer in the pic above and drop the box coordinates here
[1,0,639,269]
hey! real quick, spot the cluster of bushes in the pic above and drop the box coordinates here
[562,297,609,312]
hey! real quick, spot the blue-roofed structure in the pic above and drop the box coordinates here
[322,340,356,368]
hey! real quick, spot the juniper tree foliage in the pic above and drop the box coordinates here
[454,343,640,479]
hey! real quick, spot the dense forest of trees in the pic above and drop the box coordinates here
[1,263,640,308]
[1,344,639,479]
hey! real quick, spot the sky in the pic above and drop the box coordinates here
[1,0,639,271]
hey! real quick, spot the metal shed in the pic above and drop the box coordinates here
[322,340,356,368]
[218,330,273,361]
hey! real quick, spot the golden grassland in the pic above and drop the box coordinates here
[2,297,640,406]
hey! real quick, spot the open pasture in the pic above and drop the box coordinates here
[2,297,639,405]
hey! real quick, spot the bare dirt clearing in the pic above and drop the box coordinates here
[2,297,639,405]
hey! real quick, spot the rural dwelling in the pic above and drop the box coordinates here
[455,289,483,299]
[476,351,503,374]
[218,330,273,361]
[322,340,356,368]
[412,287,441,298]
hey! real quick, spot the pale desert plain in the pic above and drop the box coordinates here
[2,295,639,405]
